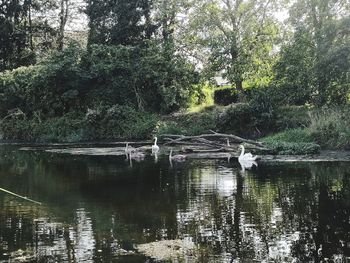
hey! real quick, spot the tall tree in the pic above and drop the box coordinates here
[57,0,69,51]
[85,0,156,46]
[276,0,350,105]
[185,0,280,92]
[0,0,35,71]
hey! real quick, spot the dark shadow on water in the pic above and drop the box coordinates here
[0,146,349,262]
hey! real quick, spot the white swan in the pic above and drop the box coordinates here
[239,159,258,173]
[125,142,136,154]
[129,151,145,160]
[154,152,158,163]
[152,137,160,153]
[238,145,258,161]
[169,149,186,162]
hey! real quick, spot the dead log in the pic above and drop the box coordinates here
[160,131,263,147]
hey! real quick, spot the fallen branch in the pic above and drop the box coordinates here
[161,133,263,147]
[0,187,42,205]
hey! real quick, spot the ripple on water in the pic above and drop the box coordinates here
[0,149,350,262]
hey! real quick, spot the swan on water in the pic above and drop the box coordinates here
[169,149,186,162]
[152,137,160,153]
[239,159,258,173]
[129,151,145,160]
[238,145,258,162]
[125,142,136,154]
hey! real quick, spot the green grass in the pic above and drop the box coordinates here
[261,128,313,144]
[261,129,320,155]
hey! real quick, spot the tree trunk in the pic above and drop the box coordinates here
[235,80,246,101]
[28,3,33,51]
[235,80,243,92]
[58,0,69,51]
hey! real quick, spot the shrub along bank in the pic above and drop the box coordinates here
[1,102,349,155]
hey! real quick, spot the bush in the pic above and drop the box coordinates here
[261,129,320,154]
[248,87,278,129]
[0,105,158,142]
[217,103,254,136]
[261,129,314,144]
[0,43,198,124]
[0,44,85,118]
[276,106,311,130]
[0,112,85,142]
[84,104,158,140]
[217,87,278,137]
[308,107,350,149]
[213,86,238,105]
[189,83,214,111]
[156,106,219,136]
[265,141,320,155]
[155,121,184,135]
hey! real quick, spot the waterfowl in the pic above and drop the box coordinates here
[169,149,186,162]
[125,142,136,154]
[152,137,160,153]
[238,145,258,162]
[129,151,145,160]
[239,159,258,173]
[180,146,194,153]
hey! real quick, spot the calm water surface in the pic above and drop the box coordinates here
[0,146,349,262]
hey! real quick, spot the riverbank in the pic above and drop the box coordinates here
[1,105,350,155]
[15,143,350,163]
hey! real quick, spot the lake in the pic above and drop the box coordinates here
[0,146,349,262]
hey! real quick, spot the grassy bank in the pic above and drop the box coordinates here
[1,103,349,155]
[261,107,350,154]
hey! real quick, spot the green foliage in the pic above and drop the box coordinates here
[86,0,155,46]
[308,107,350,149]
[261,129,320,155]
[275,106,311,130]
[0,43,198,120]
[156,107,219,136]
[261,129,314,144]
[215,87,277,135]
[0,112,85,142]
[0,0,34,71]
[0,44,84,117]
[0,105,158,142]
[265,141,320,155]
[217,103,255,136]
[155,121,184,135]
[262,106,350,152]
[187,0,280,93]
[273,29,315,105]
[213,86,238,106]
[188,83,214,112]
[83,43,197,113]
[274,0,350,106]
[84,104,158,140]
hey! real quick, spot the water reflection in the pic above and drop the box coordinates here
[0,146,349,262]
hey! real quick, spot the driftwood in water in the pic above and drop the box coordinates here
[0,187,41,205]
[160,130,268,153]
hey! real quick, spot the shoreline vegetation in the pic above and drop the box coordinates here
[0,1,349,156]
[1,104,349,155]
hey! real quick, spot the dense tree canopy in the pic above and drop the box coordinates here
[275,0,350,105]
[86,0,156,46]
[0,0,349,121]
[185,0,281,91]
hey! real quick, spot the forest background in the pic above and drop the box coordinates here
[0,0,349,154]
